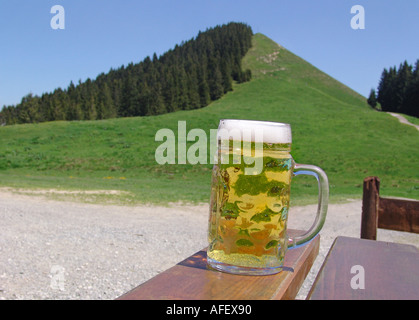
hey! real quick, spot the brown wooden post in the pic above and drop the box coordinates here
[361,177,380,240]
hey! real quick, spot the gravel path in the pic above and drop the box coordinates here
[1,190,418,300]
[388,112,419,131]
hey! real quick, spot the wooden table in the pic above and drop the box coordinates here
[307,236,419,300]
[117,231,319,300]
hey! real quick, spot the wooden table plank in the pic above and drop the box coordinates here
[307,236,419,300]
[117,232,320,300]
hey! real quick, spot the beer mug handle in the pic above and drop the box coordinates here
[288,164,329,248]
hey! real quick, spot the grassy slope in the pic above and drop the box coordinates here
[0,33,418,204]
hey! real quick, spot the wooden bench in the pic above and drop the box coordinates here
[117,230,319,300]
[307,236,419,300]
[361,176,419,240]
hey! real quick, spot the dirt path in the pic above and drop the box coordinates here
[388,112,419,131]
[1,190,418,300]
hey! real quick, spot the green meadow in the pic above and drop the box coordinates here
[0,33,418,205]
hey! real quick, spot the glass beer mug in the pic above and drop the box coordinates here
[207,120,329,275]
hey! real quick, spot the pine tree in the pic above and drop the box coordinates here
[198,70,210,107]
[0,109,5,126]
[186,65,201,109]
[396,61,412,113]
[121,74,141,117]
[367,89,378,109]
[221,61,233,93]
[98,83,116,119]
[161,67,176,112]
[377,67,398,111]
[209,67,224,101]
[176,67,189,110]
[50,89,66,121]
[405,60,419,117]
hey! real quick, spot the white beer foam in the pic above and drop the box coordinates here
[218,119,292,144]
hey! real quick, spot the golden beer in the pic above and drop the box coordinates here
[207,141,293,273]
[207,120,328,275]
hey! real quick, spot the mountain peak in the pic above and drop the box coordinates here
[243,33,365,103]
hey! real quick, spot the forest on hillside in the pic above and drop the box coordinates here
[368,59,419,117]
[0,22,253,125]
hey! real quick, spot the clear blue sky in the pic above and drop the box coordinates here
[1,0,418,107]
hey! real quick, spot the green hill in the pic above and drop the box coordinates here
[0,33,418,204]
